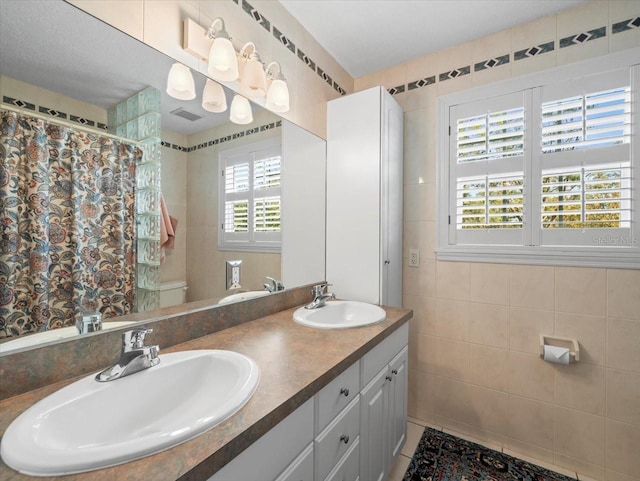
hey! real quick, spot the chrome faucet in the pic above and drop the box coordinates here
[264,277,284,293]
[76,311,102,334]
[95,328,160,382]
[305,283,336,309]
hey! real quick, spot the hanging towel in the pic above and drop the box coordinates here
[159,194,177,264]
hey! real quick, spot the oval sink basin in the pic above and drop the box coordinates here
[0,350,260,476]
[0,321,136,354]
[293,300,386,329]
[217,290,271,305]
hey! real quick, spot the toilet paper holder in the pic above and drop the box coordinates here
[540,335,580,363]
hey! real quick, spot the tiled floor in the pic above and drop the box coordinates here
[388,418,429,481]
[387,417,582,481]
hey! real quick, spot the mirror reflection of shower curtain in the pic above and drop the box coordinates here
[0,110,140,338]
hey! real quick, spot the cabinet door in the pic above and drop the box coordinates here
[359,367,389,481]
[388,347,408,461]
[380,89,404,308]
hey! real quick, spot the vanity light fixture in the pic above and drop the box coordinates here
[166,63,196,100]
[229,94,253,125]
[202,79,228,113]
[206,18,239,82]
[237,42,267,99]
[265,62,290,113]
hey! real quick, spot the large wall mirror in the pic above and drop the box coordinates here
[0,0,326,352]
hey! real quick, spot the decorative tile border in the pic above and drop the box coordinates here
[387,85,405,95]
[612,16,640,34]
[273,26,295,54]
[2,96,35,111]
[233,0,347,96]
[514,41,555,61]
[241,0,270,31]
[407,76,436,90]
[70,114,95,127]
[559,26,606,48]
[38,106,67,119]
[3,96,107,129]
[162,120,283,153]
[439,65,471,82]
[384,17,636,97]
[474,54,509,72]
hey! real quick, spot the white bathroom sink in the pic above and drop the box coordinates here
[293,300,387,329]
[0,350,260,476]
[217,290,271,305]
[0,321,136,354]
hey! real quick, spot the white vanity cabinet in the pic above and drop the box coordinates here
[208,398,314,481]
[360,328,409,481]
[326,86,404,307]
[207,323,408,481]
[275,443,314,481]
[314,361,361,481]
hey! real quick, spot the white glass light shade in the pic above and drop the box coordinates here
[202,79,227,113]
[166,63,196,100]
[229,95,253,125]
[208,37,239,82]
[239,58,267,98]
[266,78,290,112]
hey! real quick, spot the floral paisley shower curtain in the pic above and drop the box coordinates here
[0,110,140,338]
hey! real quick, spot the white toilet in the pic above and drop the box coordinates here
[158,280,188,308]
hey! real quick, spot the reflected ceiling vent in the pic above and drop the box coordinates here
[170,107,202,122]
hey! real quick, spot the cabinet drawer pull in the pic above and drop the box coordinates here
[392,369,398,375]
[386,375,393,381]
[339,434,349,444]
[339,387,349,397]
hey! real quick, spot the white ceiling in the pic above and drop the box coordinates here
[278,0,588,78]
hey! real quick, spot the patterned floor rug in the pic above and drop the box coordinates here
[403,427,576,481]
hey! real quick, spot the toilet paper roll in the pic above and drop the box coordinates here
[543,345,570,365]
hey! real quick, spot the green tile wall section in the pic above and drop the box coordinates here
[108,87,162,312]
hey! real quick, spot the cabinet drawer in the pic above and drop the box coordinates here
[275,443,313,481]
[324,437,360,481]
[315,396,360,481]
[316,361,360,433]
[361,322,408,388]
[208,397,314,481]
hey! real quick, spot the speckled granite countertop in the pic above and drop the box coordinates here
[0,304,412,481]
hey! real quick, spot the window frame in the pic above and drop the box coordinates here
[218,137,282,253]
[436,47,640,268]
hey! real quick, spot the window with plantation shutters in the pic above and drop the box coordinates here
[438,52,640,268]
[450,91,526,245]
[537,72,632,248]
[219,139,282,252]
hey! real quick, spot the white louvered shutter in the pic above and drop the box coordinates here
[536,69,632,246]
[450,91,527,245]
[219,139,282,251]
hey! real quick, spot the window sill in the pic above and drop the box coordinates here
[436,245,640,269]
[217,244,281,254]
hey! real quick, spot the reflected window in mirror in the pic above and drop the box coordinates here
[219,138,282,252]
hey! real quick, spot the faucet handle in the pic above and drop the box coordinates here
[122,328,153,351]
[312,283,331,297]
[266,277,284,292]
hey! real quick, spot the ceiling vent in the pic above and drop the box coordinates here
[170,107,203,122]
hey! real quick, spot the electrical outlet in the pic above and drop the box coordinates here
[226,260,242,289]
[408,249,420,267]
[232,266,240,284]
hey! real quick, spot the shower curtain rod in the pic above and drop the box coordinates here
[1,103,145,147]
